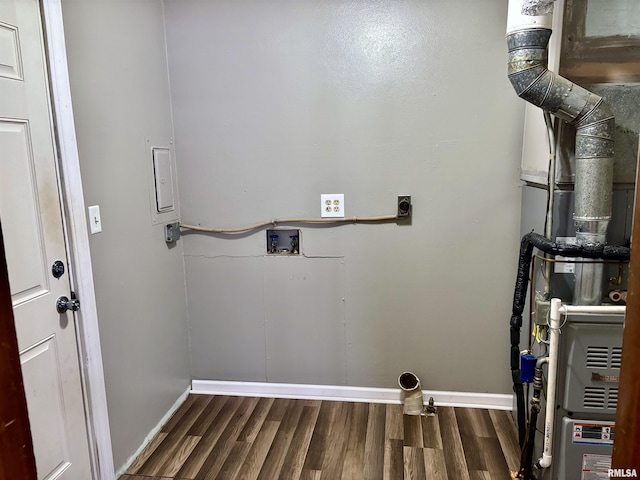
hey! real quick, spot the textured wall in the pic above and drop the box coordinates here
[61,0,191,471]
[164,0,525,394]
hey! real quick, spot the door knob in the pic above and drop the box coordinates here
[57,296,80,313]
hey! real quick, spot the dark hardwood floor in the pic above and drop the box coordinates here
[120,394,520,480]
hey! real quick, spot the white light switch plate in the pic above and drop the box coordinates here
[88,205,102,234]
[321,194,345,218]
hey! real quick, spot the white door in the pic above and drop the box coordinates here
[0,0,92,478]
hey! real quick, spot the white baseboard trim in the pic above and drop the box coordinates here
[191,380,512,411]
[115,386,191,478]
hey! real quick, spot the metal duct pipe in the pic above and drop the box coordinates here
[506,0,615,305]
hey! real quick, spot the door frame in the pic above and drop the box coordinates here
[40,1,114,479]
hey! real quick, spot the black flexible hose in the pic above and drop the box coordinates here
[510,231,630,447]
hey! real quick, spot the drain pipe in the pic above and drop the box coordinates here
[536,298,561,469]
[506,0,615,306]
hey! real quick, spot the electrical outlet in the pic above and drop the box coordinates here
[397,195,412,218]
[321,194,345,218]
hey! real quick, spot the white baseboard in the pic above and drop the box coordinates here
[115,386,191,478]
[191,380,512,411]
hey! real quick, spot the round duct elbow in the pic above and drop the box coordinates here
[506,4,615,230]
[398,371,423,416]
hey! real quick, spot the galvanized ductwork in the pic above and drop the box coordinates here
[506,0,615,305]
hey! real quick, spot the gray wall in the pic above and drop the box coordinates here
[61,0,191,471]
[165,0,525,394]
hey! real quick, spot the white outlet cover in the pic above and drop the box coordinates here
[321,194,345,218]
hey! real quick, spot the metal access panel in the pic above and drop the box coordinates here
[561,323,622,415]
[555,417,613,480]
[263,256,346,385]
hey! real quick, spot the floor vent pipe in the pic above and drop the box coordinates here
[398,372,423,415]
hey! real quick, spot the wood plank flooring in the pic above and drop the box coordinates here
[120,394,520,480]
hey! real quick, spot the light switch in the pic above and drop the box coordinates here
[88,205,102,234]
[152,148,175,213]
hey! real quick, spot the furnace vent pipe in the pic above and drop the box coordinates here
[506,0,615,305]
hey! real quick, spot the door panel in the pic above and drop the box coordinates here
[0,21,23,80]
[0,1,92,478]
[0,120,49,306]
[20,336,71,477]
